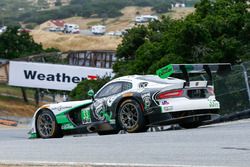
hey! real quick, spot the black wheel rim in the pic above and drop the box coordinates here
[37,113,55,137]
[120,103,139,130]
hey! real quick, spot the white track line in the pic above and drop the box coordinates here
[0,160,231,167]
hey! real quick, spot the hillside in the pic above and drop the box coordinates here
[32,7,194,52]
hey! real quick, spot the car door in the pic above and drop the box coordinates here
[91,82,132,122]
[91,82,123,121]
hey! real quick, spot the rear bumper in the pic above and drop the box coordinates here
[159,97,220,113]
[147,108,219,126]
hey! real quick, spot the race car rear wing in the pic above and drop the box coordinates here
[156,63,231,85]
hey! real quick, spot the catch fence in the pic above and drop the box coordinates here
[214,61,250,115]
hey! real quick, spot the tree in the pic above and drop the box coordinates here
[55,0,62,6]
[152,1,172,13]
[0,27,43,59]
[113,0,250,77]
[37,0,49,8]
[0,27,54,104]
[69,77,111,100]
[116,25,148,60]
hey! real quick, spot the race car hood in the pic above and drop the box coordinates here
[45,99,92,116]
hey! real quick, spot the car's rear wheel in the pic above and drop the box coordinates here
[36,110,62,138]
[179,121,201,129]
[118,99,146,133]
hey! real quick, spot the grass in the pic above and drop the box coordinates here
[86,21,103,27]
[0,84,52,117]
[31,30,122,51]
[164,7,195,20]
[0,83,35,99]
[0,95,36,117]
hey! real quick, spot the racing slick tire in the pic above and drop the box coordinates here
[179,121,201,129]
[36,110,62,139]
[117,99,146,133]
[97,130,120,135]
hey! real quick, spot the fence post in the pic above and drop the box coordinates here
[241,64,250,104]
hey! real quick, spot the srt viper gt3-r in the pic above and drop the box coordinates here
[29,64,231,138]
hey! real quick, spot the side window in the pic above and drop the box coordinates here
[96,82,123,98]
[122,82,132,91]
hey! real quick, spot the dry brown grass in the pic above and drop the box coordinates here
[0,96,36,117]
[31,30,122,51]
[166,7,195,20]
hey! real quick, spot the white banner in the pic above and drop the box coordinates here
[8,61,113,91]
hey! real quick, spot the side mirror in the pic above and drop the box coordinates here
[87,89,95,100]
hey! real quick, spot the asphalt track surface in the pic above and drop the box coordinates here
[0,120,250,167]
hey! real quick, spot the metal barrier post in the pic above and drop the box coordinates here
[241,64,250,103]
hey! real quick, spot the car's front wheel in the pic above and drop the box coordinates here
[36,110,62,138]
[117,99,146,133]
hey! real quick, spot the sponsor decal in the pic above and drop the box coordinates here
[81,109,91,124]
[92,99,113,122]
[142,92,151,109]
[100,110,112,122]
[208,100,219,108]
[161,101,169,105]
[93,100,106,121]
[156,64,174,79]
[109,119,116,124]
[87,75,97,80]
[51,105,72,111]
[9,61,113,91]
[107,95,119,107]
[24,70,84,84]
[163,106,173,112]
[61,123,75,130]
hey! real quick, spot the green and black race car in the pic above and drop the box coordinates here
[29,64,231,139]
